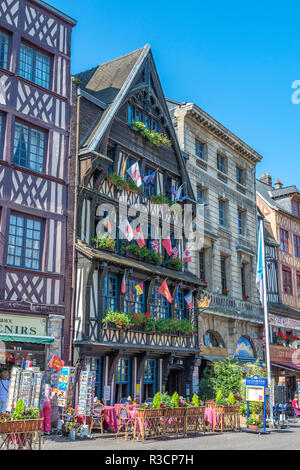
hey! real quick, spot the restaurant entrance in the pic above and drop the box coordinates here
[166,368,184,396]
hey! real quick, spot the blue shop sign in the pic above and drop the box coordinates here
[246,375,268,387]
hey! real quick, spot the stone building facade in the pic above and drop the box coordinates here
[167,100,264,369]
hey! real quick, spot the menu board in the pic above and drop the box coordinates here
[77,370,96,416]
[57,367,75,408]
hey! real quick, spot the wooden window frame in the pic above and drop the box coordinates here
[280,228,289,253]
[282,266,292,295]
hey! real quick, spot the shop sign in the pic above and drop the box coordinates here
[269,313,300,332]
[235,337,255,360]
[0,314,47,336]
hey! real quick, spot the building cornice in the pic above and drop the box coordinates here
[176,104,263,165]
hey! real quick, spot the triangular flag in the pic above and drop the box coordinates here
[158,280,173,303]
[135,283,144,296]
[121,272,127,294]
[133,226,145,248]
[127,161,142,187]
[184,291,193,309]
[162,237,173,256]
[183,248,192,263]
[119,218,133,241]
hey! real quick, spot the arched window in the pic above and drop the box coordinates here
[203,331,225,348]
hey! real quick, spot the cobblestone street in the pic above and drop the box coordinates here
[41,419,300,451]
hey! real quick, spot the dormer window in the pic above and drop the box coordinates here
[292,200,300,217]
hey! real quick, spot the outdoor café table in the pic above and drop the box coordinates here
[103,406,118,432]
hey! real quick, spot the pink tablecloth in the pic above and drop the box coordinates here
[103,405,138,432]
[204,407,221,431]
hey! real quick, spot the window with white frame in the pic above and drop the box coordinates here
[13,121,47,173]
[19,43,51,89]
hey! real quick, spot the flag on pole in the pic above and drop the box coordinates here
[133,226,145,248]
[184,291,193,309]
[158,280,173,303]
[127,161,142,187]
[120,156,128,178]
[151,239,160,254]
[256,221,264,304]
[175,184,184,202]
[135,283,144,296]
[162,236,173,256]
[143,170,157,186]
[183,248,192,263]
[172,246,179,260]
[119,218,133,241]
[121,272,127,294]
[103,217,112,233]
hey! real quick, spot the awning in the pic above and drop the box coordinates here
[202,355,228,362]
[0,334,55,345]
[272,361,300,373]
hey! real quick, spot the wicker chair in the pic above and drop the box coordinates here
[115,405,134,440]
[89,402,105,435]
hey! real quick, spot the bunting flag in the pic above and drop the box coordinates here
[172,246,179,260]
[184,291,193,309]
[127,161,142,187]
[135,283,144,296]
[162,236,173,256]
[143,170,157,186]
[133,226,145,248]
[158,280,173,303]
[183,248,192,263]
[48,355,65,372]
[151,239,160,254]
[119,218,133,241]
[121,272,127,294]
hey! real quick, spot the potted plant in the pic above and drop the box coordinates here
[242,295,250,301]
[222,289,230,297]
[246,415,262,431]
[92,234,116,252]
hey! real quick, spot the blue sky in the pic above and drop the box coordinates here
[51,0,300,187]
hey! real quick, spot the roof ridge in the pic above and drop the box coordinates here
[93,44,148,71]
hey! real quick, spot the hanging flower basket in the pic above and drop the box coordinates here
[222,289,230,296]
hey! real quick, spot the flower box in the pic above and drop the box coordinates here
[0,418,43,434]
[185,406,205,416]
[163,407,186,417]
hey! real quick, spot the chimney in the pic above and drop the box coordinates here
[275,179,283,190]
[260,173,272,187]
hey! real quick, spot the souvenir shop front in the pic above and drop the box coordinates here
[74,344,200,406]
[0,313,56,374]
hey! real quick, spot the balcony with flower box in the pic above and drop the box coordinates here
[81,309,199,353]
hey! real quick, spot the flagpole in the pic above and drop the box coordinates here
[260,219,274,427]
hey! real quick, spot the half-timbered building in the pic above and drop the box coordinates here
[257,175,300,399]
[0,0,76,368]
[72,45,204,404]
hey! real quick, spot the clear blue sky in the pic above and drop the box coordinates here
[51,0,300,187]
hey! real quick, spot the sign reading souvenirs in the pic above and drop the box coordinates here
[0,314,47,337]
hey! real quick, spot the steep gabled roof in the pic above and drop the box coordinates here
[76,45,195,199]
[76,47,145,105]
